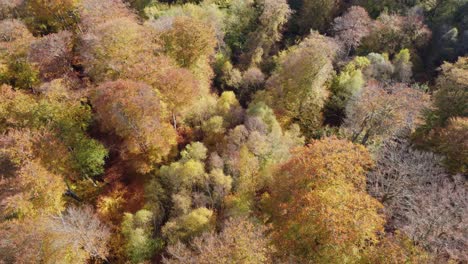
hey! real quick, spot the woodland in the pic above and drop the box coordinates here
[0,0,467,263]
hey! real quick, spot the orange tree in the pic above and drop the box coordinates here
[267,137,385,263]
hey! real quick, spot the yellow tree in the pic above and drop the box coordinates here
[23,0,80,34]
[267,137,385,263]
[159,16,216,69]
[0,19,38,89]
[153,66,200,128]
[437,117,468,173]
[157,16,217,92]
[0,129,66,219]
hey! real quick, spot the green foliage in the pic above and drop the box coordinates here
[222,0,257,56]
[257,31,338,137]
[0,57,39,89]
[432,57,468,126]
[392,48,413,82]
[0,84,107,178]
[241,0,291,68]
[121,210,158,263]
[70,137,108,177]
[295,0,340,33]
[325,57,369,125]
[162,207,214,244]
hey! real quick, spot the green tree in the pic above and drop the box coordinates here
[162,207,215,244]
[432,57,468,126]
[325,56,369,125]
[296,0,341,34]
[241,0,291,68]
[256,31,338,137]
[121,209,159,263]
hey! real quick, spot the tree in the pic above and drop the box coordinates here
[359,13,431,56]
[92,80,177,173]
[267,137,384,263]
[414,57,467,173]
[162,207,215,244]
[222,0,257,57]
[352,0,418,17]
[158,16,217,69]
[156,15,218,92]
[22,0,80,34]
[392,49,413,83]
[241,0,291,68]
[325,56,369,125]
[333,6,372,55]
[0,0,22,19]
[344,81,429,145]
[368,138,467,261]
[0,129,66,219]
[153,66,200,128]
[163,217,272,264]
[153,141,232,226]
[296,0,341,34]
[1,160,65,219]
[257,31,338,137]
[0,83,107,178]
[0,19,38,89]
[80,0,135,26]
[121,209,159,263]
[362,232,435,264]
[28,30,74,81]
[437,117,468,173]
[219,101,304,205]
[432,57,468,126]
[78,16,158,82]
[46,205,111,262]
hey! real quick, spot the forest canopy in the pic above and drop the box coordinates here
[0,0,467,263]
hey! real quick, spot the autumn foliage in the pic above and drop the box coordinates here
[0,0,466,263]
[268,138,385,262]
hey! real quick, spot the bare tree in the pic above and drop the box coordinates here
[368,138,468,261]
[163,217,272,264]
[333,6,372,55]
[28,31,74,81]
[47,205,111,261]
[344,81,429,145]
